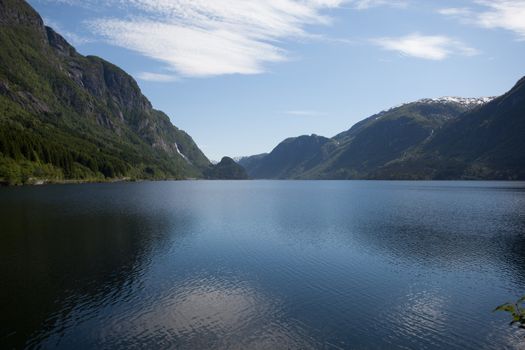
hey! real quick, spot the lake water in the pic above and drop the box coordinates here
[1,181,524,349]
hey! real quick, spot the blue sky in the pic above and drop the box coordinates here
[30,0,525,160]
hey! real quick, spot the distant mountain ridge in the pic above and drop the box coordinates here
[0,0,223,184]
[204,157,248,180]
[240,134,332,179]
[239,80,524,180]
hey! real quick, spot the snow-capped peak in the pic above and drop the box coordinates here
[375,96,496,118]
[416,96,496,106]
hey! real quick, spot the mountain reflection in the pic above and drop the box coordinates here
[1,181,524,350]
[0,184,194,349]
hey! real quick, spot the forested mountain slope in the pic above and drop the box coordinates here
[0,0,211,184]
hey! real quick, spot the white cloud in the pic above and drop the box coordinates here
[350,0,408,10]
[45,0,411,77]
[91,19,287,77]
[82,0,351,77]
[284,110,326,116]
[437,8,471,17]
[475,1,525,40]
[136,72,180,82]
[372,33,478,60]
[439,1,525,40]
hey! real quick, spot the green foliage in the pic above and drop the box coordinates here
[0,120,129,179]
[0,155,63,185]
[494,295,525,331]
[0,1,211,185]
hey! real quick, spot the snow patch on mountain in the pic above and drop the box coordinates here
[378,96,496,115]
[416,96,496,106]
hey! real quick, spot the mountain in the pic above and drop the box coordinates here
[0,0,211,185]
[204,157,249,180]
[236,153,266,173]
[238,134,334,179]
[374,78,525,180]
[306,97,493,179]
[241,94,513,179]
[240,78,525,180]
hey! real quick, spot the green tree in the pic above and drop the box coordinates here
[494,295,525,333]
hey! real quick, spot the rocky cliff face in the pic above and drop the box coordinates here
[0,0,46,31]
[0,0,210,183]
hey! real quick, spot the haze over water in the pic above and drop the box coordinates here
[1,181,525,349]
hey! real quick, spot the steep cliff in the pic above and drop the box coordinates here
[0,0,210,184]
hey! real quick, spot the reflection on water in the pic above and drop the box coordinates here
[99,276,317,349]
[1,181,524,349]
[390,291,448,346]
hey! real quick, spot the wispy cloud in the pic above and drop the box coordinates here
[350,0,408,10]
[438,1,525,40]
[283,110,326,116]
[372,33,478,60]
[44,0,409,78]
[79,0,353,77]
[136,72,180,82]
[437,8,471,17]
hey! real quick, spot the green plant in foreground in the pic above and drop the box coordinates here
[494,296,525,332]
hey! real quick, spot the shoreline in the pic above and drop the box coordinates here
[2,177,525,187]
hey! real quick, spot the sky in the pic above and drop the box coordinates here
[29,0,525,161]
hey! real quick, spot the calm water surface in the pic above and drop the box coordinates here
[1,181,524,349]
